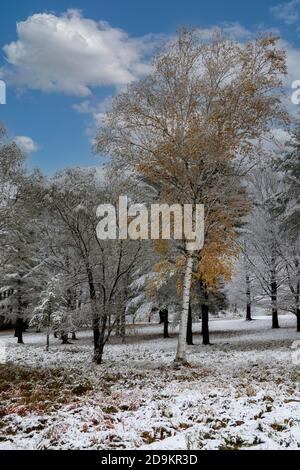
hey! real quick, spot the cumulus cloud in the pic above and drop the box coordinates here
[14,136,39,155]
[271,0,300,24]
[1,9,154,96]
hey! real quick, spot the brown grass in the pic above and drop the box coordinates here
[0,363,92,417]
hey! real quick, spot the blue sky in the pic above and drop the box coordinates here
[0,0,299,174]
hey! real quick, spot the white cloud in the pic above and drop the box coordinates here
[283,40,300,83]
[1,14,253,99]
[73,22,254,130]
[198,22,253,40]
[271,0,300,24]
[73,96,112,127]
[72,22,300,135]
[1,9,154,96]
[274,38,300,115]
[14,136,39,155]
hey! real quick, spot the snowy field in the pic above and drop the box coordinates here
[0,315,300,450]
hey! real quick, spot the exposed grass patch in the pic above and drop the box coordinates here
[0,363,93,417]
[102,406,119,414]
[219,435,246,450]
[72,380,93,396]
[141,431,156,444]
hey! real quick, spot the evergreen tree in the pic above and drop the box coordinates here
[279,123,300,241]
[30,276,68,351]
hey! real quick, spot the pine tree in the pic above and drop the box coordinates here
[30,276,68,351]
[279,123,300,241]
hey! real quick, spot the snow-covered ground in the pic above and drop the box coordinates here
[0,315,300,450]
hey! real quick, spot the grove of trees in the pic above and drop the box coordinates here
[0,29,299,364]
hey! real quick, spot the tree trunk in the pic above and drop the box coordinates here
[246,274,252,321]
[61,333,69,344]
[115,316,120,336]
[121,305,126,343]
[297,309,300,333]
[271,299,279,328]
[202,304,210,345]
[186,303,193,345]
[46,330,50,351]
[86,264,101,362]
[16,279,24,344]
[93,339,104,364]
[246,302,252,322]
[164,316,169,339]
[271,270,279,329]
[176,251,194,363]
[296,259,300,333]
[160,308,169,339]
[92,299,100,357]
[94,311,109,364]
[15,317,24,344]
[45,314,50,351]
[71,332,77,340]
[93,301,109,364]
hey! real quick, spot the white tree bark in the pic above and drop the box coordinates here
[176,250,194,363]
